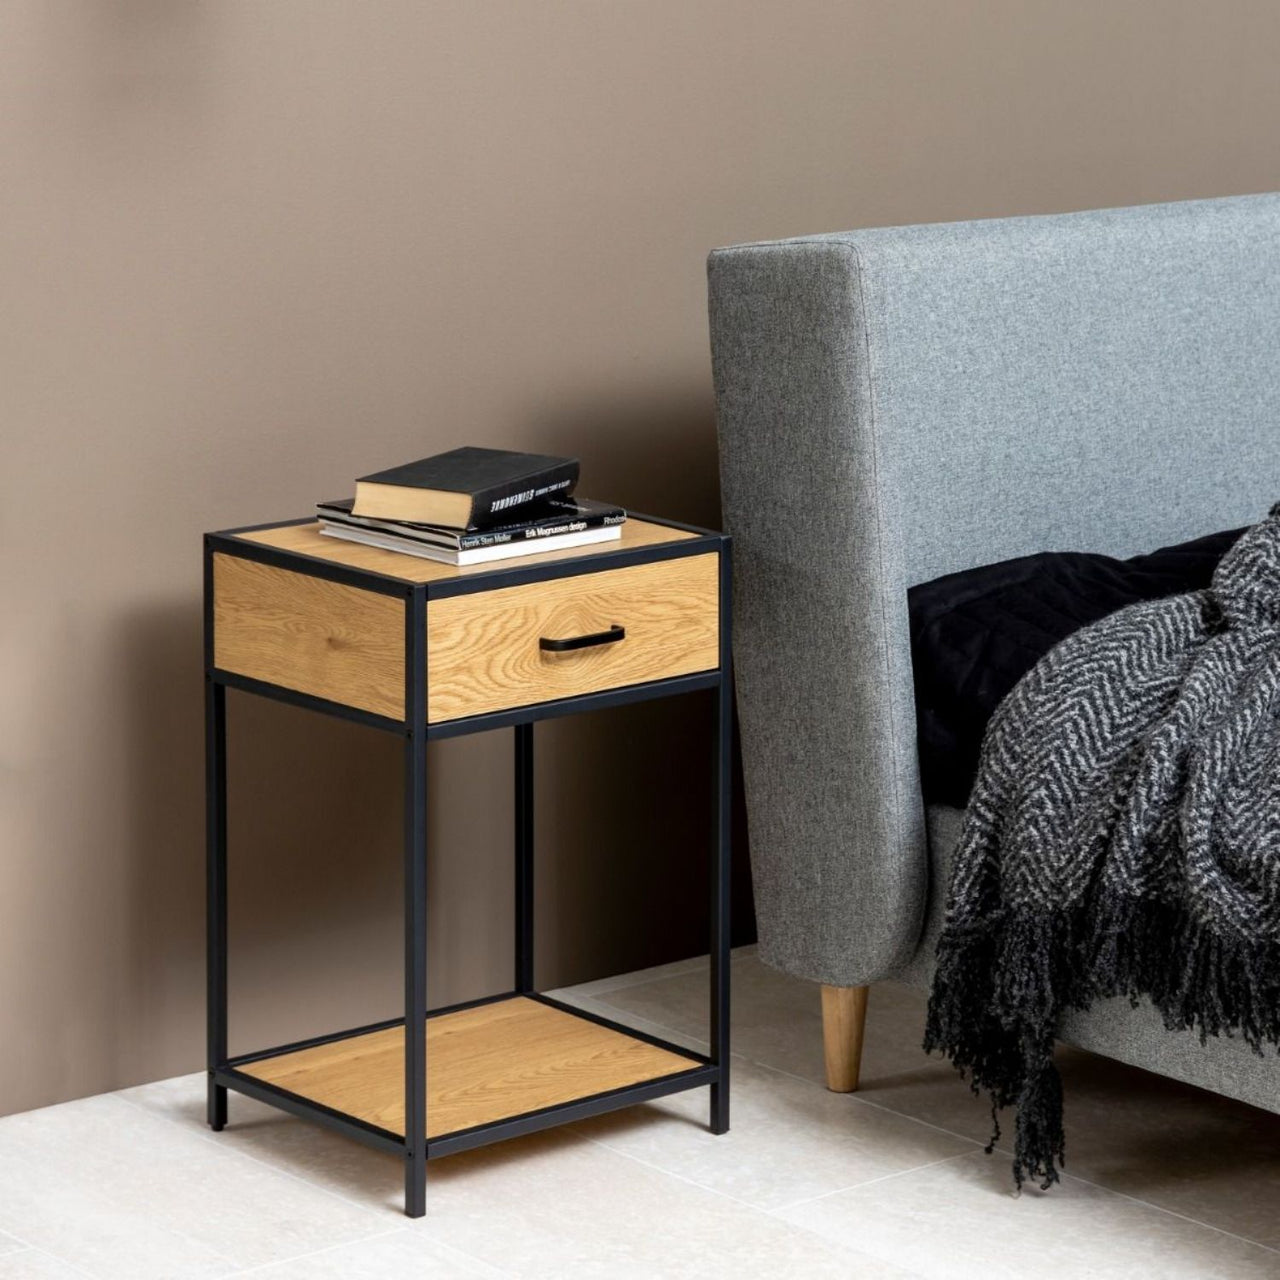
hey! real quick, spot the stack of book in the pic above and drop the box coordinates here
[318,446,626,566]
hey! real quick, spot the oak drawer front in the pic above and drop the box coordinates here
[213,554,405,720]
[426,552,720,722]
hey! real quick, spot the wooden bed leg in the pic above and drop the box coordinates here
[821,984,869,1092]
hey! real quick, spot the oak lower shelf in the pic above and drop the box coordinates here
[229,995,704,1146]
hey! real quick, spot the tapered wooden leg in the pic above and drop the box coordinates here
[821,984,869,1092]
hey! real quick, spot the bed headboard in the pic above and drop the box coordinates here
[708,193,1280,986]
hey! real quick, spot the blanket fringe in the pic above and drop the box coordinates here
[925,896,1280,1190]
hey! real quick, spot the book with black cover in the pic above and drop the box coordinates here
[316,496,626,550]
[353,447,579,528]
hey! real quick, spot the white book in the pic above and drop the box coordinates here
[319,519,622,566]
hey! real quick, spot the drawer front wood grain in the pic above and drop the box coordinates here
[213,554,405,720]
[427,552,720,722]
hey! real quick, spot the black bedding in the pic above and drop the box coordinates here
[909,526,1245,808]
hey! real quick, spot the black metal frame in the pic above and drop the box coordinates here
[204,513,732,1218]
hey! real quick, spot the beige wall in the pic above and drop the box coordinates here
[3,0,1279,1117]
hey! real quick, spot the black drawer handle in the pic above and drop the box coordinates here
[539,624,626,653]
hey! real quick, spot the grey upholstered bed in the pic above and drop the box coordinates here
[707,192,1280,1110]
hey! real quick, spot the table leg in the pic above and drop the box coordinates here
[514,723,534,993]
[404,587,428,1218]
[710,548,732,1135]
[206,675,228,1132]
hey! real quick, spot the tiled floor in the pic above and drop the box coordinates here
[1,948,1278,1278]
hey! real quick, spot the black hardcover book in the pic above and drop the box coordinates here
[316,496,625,550]
[353,446,579,529]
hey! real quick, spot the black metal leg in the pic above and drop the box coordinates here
[206,673,228,1131]
[515,722,534,993]
[205,535,228,1133]
[709,678,732,1134]
[404,588,428,1218]
[710,544,733,1135]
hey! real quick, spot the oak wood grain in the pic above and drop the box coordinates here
[821,984,869,1093]
[239,996,695,1138]
[234,517,695,584]
[426,552,719,722]
[213,553,405,720]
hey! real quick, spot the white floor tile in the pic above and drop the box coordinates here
[570,1056,975,1210]
[235,1229,507,1278]
[547,952,714,1001]
[0,1251,93,1279]
[542,990,707,1056]
[407,1128,919,1280]
[0,1094,386,1276]
[774,1150,1280,1280]
[0,1140,232,1280]
[119,1074,406,1216]
[127,1077,916,1277]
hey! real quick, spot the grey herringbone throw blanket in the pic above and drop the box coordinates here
[925,502,1280,1190]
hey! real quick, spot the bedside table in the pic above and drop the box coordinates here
[203,514,732,1217]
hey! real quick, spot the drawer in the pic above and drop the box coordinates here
[426,552,720,722]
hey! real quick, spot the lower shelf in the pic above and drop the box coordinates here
[236,995,699,1139]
